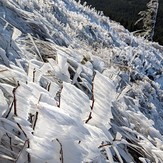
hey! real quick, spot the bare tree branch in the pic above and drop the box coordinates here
[85,72,96,124]
[56,138,64,163]
[5,82,20,118]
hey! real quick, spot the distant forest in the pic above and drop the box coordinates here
[78,0,163,45]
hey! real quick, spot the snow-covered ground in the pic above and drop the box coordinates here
[0,0,163,162]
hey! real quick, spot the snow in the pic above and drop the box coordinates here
[0,0,163,162]
[0,89,8,116]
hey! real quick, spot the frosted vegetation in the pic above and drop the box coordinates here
[134,0,159,41]
[0,0,163,162]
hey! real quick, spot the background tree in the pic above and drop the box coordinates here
[78,0,163,45]
[134,0,159,41]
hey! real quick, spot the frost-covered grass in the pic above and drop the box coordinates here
[0,0,163,162]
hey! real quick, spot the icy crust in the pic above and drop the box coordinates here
[0,0,163,162]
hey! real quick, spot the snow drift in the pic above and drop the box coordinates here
[0,0,163,162]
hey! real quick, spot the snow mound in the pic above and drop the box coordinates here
[0,0,163,162]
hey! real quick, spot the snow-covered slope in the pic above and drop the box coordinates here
[0,0,163,162]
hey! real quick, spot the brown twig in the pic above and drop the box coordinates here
[5,82,20,118]
[13,82,20,116]
[17,123,27,138]
[57,85,63,108]
[85,72,96,123]
[5,101,14,118]
[33,68,36,82]
[32,94,42,134]
[98,142,112,148]
[32,111,38,132]
[85,112,92,123]
[27,140,31,163]
[16,123,31,162]
[56,138,64,163]
[47,82,51,91]
[6,133,14,153]
[15,139,29,162]
[58,93,61,108]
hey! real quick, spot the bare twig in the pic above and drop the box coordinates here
[56,138,64,163]
[57,85,63,108]
[6,133,15,158]
[5,82,20,118]
[16,123,31,162]
[31,94,42,134]
[5,101,14,118]
[15,139,29,162]
[17,123,27,138]
[27,140,31,163]
[85,112,92,124]
[13,82,20,116]
[98,142,112,148]
[58,93,61,108]
[32,111,38,131]
[33,68,36,82]
[85,72,96,123]
[47,82,51,91]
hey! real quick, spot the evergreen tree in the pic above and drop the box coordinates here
[134,0,159,41]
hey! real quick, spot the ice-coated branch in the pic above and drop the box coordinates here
[15,139,30,162]
[32,94,42,133]
[47,82,51,91]
[5,81,20,118]
[16,123,27,138]
[134,0,159,41]
[56,138,64,163]
[57,85,63,108]
[85,72,96,123]
[32,111,38,131]
[6,133,13,152]
[33,68,36,82]
[98,142,112,148]
[13,82,20,116]
[16,123,31,162]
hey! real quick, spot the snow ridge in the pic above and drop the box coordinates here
[0,0,163,162]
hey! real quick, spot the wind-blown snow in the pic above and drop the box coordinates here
[0,0,163,162]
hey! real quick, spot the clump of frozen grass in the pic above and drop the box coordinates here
[0,0,163,162]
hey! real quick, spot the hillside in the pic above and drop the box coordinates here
[79,0,163,45]
[0,0,163,162]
